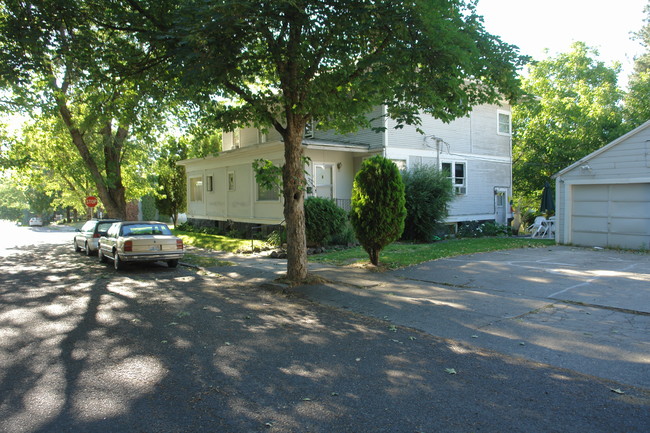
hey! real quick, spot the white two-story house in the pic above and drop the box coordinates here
[177,103,513,232]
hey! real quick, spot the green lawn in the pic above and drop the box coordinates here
[310,237,556,269]
[174,228,556,269]
[173,230,269,253]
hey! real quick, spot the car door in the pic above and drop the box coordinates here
[101,223,119,257]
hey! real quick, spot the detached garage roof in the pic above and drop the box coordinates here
[553,119,650,179]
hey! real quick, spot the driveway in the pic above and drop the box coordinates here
[294,246,650,389]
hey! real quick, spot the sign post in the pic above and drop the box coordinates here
[85,196,98,219]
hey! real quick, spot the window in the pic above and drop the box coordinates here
[228,172,236,191]
[189,176,203,202]
[206,176,213,192]
[257,183,280,201]
[304,120,315,138]
[392,159,407,171]
[233,129,241,148]
[442,162,466,195]
[497,111,511,136]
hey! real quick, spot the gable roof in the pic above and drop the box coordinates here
[553,119,650,178]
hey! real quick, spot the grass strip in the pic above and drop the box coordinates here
[309,238,556,269]
[173,230,269,253]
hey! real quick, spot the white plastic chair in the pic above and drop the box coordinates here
[546,216,556,238]
[527,216,548,238]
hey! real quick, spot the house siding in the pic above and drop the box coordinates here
[179,102,513,228]
[384,103,512,223]
[181,143,286,224]
[314,106,385,148]
[384,103,511,157]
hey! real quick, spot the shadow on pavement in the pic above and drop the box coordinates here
[0,244,649,432]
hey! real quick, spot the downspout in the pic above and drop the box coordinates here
[382,104,388,158]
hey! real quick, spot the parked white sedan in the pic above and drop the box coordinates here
[98,221,184,270]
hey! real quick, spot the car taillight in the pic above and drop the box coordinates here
[93,233,100,238]
[176,239,183,250]
[124,240,133,252]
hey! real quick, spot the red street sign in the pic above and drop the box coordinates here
[85,196,98,208]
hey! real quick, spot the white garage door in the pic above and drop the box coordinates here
[571,183,650,249]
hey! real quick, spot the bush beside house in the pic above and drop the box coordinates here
[401,164,454,242]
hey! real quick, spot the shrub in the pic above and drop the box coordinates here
[401,164,454,242]
[141,195,158,221]
[326,219,356,246]
[350,155,406,266]
[480,221,512,237]
[266,228,286,247]
[457,220,511,238]
[304,197,348,247]
[175,221,222,235]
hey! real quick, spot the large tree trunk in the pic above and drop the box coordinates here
[100,122,128,219]
[55,95,128,220]
[282,126,308,282]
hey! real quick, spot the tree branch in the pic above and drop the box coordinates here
[124,0,168,31]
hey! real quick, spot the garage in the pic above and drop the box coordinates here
[554,120,650,250]
[571,183,650,249]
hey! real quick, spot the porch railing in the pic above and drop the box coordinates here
[335,198,352,213]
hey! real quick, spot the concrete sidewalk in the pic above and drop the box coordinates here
[199,245,650,389]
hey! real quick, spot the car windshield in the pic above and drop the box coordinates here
[120,223,172,236]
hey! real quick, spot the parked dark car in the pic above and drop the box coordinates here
[74,219,121,256]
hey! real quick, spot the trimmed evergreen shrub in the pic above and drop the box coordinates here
[141,195,158,221]
[401,164,454,242]
[304,197,348,247]
[326,220,356,246]
[350,155,406,266]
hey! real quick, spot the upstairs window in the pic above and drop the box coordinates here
[304,120,315,138]
[497,111,511,136]
[233,129,241,148]
[442,162,466,195]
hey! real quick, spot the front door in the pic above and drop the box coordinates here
[314,164,333,199]
[494,188,507,225]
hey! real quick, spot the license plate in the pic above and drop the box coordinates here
[149,245,161,251]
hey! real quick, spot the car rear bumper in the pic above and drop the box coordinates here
[119,252,184,262]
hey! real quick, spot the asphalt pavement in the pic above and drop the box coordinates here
[200,245,650,389]
[1,227,649,432]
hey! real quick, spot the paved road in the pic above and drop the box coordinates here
[1,229,649,432]
[293,246,650,389]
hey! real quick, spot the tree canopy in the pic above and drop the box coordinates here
[119,0,526,280]
[624,3,650,127]
[0,0,179,218]
[512,42,625,203]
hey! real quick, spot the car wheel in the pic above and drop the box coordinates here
[167,259,179,268]
[114,252,125,270]
[98,246,107,263]
[85,242,92,256]
[74,239,81,253]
